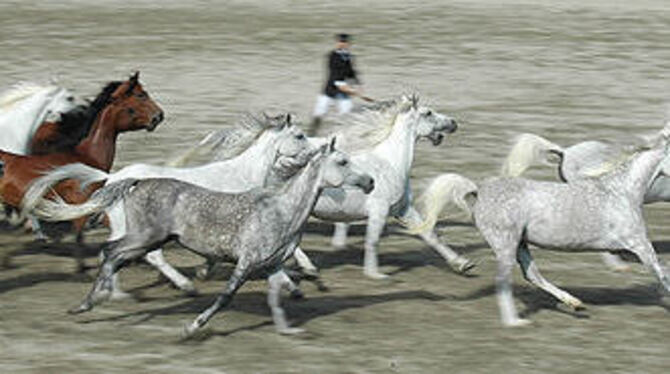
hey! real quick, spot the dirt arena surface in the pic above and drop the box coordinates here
[0,216,668,373]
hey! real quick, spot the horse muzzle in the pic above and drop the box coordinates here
[429,133,444,146]
[147,111,164,132]
[358,175,375,194]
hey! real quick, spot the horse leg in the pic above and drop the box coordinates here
[400,206,475,274]
[183,258,249,338]
[73,216,89,273]
[30,216,48,242]
[628,241,670,293]
[600,252,631,272]
[363,206,390,279]
[293,246,319,276]
[268,268,304,334]
[517,242,584,309]
[331,222,349,249]
[144,248,197,296]
[69,237,149,314]
[482,228,530,327]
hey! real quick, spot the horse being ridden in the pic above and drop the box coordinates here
[409,123,670,326]
[1,72,163,267]
[29,138,375,337]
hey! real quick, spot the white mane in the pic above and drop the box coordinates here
[334,94,417,152]
[211,113,289,161]
[0,82,54,110]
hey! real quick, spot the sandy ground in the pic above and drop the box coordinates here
[0,216,668,374]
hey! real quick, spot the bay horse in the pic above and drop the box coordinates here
[0,72,163,269]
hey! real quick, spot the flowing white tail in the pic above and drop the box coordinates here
[21,163,110,216]
[500,133,564,177]
[408,173,478,234]
[28,179,138,222]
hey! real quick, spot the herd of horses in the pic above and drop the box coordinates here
[0,72,668,337]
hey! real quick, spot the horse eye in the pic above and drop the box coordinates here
[67,96,75,102]
[425,110,433,117]
[295,134,305,140]
[338,159,348,166]
[127,108,136,115]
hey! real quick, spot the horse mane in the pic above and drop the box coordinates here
[579,135,658,178]
[333,94,418,152]
[210,113,289,161]
[0,82,54,110]
[32,81,122,153]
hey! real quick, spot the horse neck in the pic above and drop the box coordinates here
[224,132,278,184]
[606,142,667,203]
[74,107,119,171]
[272,157,325,234]
[372,115,416,175]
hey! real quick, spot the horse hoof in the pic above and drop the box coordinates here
[109,290,133,301]
[68,303,92,315]
[565,298,585,311]
[453,258,477,275]
[504,318,532,327]
[195,266,210,281]
[364,271,389,280]
[290,289,305,300]
[182,285,199,297]
[277,327,305,335]
[181,322,206,340]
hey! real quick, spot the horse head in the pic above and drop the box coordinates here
[105,72,164,133]
[396,94,458,146]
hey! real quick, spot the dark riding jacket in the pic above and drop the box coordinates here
[323,49,360,98]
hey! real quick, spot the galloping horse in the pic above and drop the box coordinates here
[0,72,163,268]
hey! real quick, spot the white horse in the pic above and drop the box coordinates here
[291,94,474,279]
[0,82,78,154]
[22,113,324,297]
[409,123,670,326]
[500,132,670,271]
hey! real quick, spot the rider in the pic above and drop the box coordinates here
[308,33,366,135]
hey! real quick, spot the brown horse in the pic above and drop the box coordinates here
[28,104,96,155]
[0,72,163,267]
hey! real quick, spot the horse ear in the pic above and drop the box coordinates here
[286,113,292,127]
[329,136,337,152]
[126,71,140,95]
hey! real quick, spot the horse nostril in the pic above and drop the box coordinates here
[152,111,164,125]
[450,120,458,132]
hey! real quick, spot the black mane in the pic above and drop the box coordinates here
[32,81,122,154]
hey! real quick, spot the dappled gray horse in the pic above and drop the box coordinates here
[31,139,374,336]
[501,132,670,271]
[411,124,670,326]
[21,113,324,297]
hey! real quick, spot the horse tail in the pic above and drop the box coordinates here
[28,179,138,222]
[406,173,478,235]
[165,131,222,167]
[21,163,109,215]
[500,133,565,177]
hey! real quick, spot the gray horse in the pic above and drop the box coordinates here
[411,125,670,326]
[31,138,374,336]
